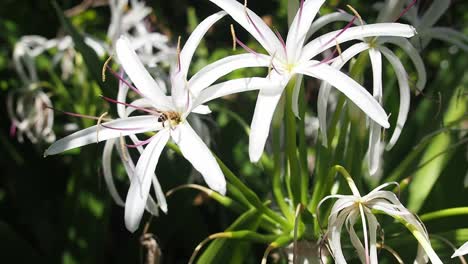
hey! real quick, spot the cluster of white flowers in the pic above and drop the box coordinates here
[39,0,466,262]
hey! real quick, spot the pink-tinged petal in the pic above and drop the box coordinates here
[368,48,383,176]
[172,122,226,195]
[116,37,173,110]
[188,53,271,95]
[317,42,370,147]
[248,75,289,162]
[307,12,359,40]
[300,23,416,63]
[193,77,281,108]
[208,0,285,59]
[296,61,390,129]
[452,242,468,258]
[380,47,410,150]
[44,116,163,156]
[125,130,170,232]
[286,0,325,62]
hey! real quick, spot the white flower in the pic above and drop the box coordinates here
[208,0,416,162]
[319,172,442,263]
[45,11,276,232]
[452,242,468,258]
[308,11,425,175]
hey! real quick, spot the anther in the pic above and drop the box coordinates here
[230,24,237,51]
[102,55,113,82]
[346,5,364,26]
[176,36,182,73]
[96,112,108,143]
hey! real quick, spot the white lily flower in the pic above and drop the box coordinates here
[308,11,425,175]
[319,173,442,263]
[45,11,276,232]
[452,242,468,258]
[208,0,416,162]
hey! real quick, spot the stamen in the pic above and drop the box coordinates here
[47,106,112,121]
[243,0,266,41]
[96,112,108,142]
[394,0,417,22]
[298,0,305,27]
[106,65,142,96]
[102,55,113,82]
[119,135,129,161]
[230,24,237,51]
[9,123,17,138]
[320,16,357,49]
[126,137,153,148]
[335,40,343,61]
[235,37,259,56]
[100,95,161,115]
[346,5,364,26]
[268,52,280,76]
[273,27,287,53]
[176,36,182,73]
[100,123,144,131]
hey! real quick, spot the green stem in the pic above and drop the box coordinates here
[420,207,468,222]
[298,80,309,205]
[285,80,302,206]
[272,99,294,221]
[217,157,292,230]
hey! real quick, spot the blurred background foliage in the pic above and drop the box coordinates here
[0,0,467,263]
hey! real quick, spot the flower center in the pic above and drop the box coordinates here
[158,111,182,128]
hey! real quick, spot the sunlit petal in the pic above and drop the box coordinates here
[172,122,226,195]
[44,116,162,156]
[125,130,170,232]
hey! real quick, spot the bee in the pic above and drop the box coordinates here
[157,111,181,128]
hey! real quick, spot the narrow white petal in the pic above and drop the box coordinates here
[116,37,172,109]
[452,242,468,258]
[118,135,164,215]
[291,74,303,118]
[286,0,325,62]
[172,122,226,195]
[346,211,366,263]
[188,53,271,95]
[249,89,284,162]
[300,23,416,62]
[379,37,427,91]
[208,0,285,58]
[317,42,370,146]
[296,61,390,128]
[179,11,226,78]
[191,105,212,115]
[366,212,379,264]
[44,116,162,156]
[307,12,358,40]
[368,48,383,176]
[194,77,281,107]
[102,139,125,206]
[328,207,354,263]
[125,130,170,232]
[117,75,130,118]
[380,47,410,150]
[152,174,168,213]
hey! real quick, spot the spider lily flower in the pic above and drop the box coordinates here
[452,242,468,258]
[307,10,425,175]
[319,172,442,263]
[101,72,166,218]
[45,11,276,232]
[208,0,416,162]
